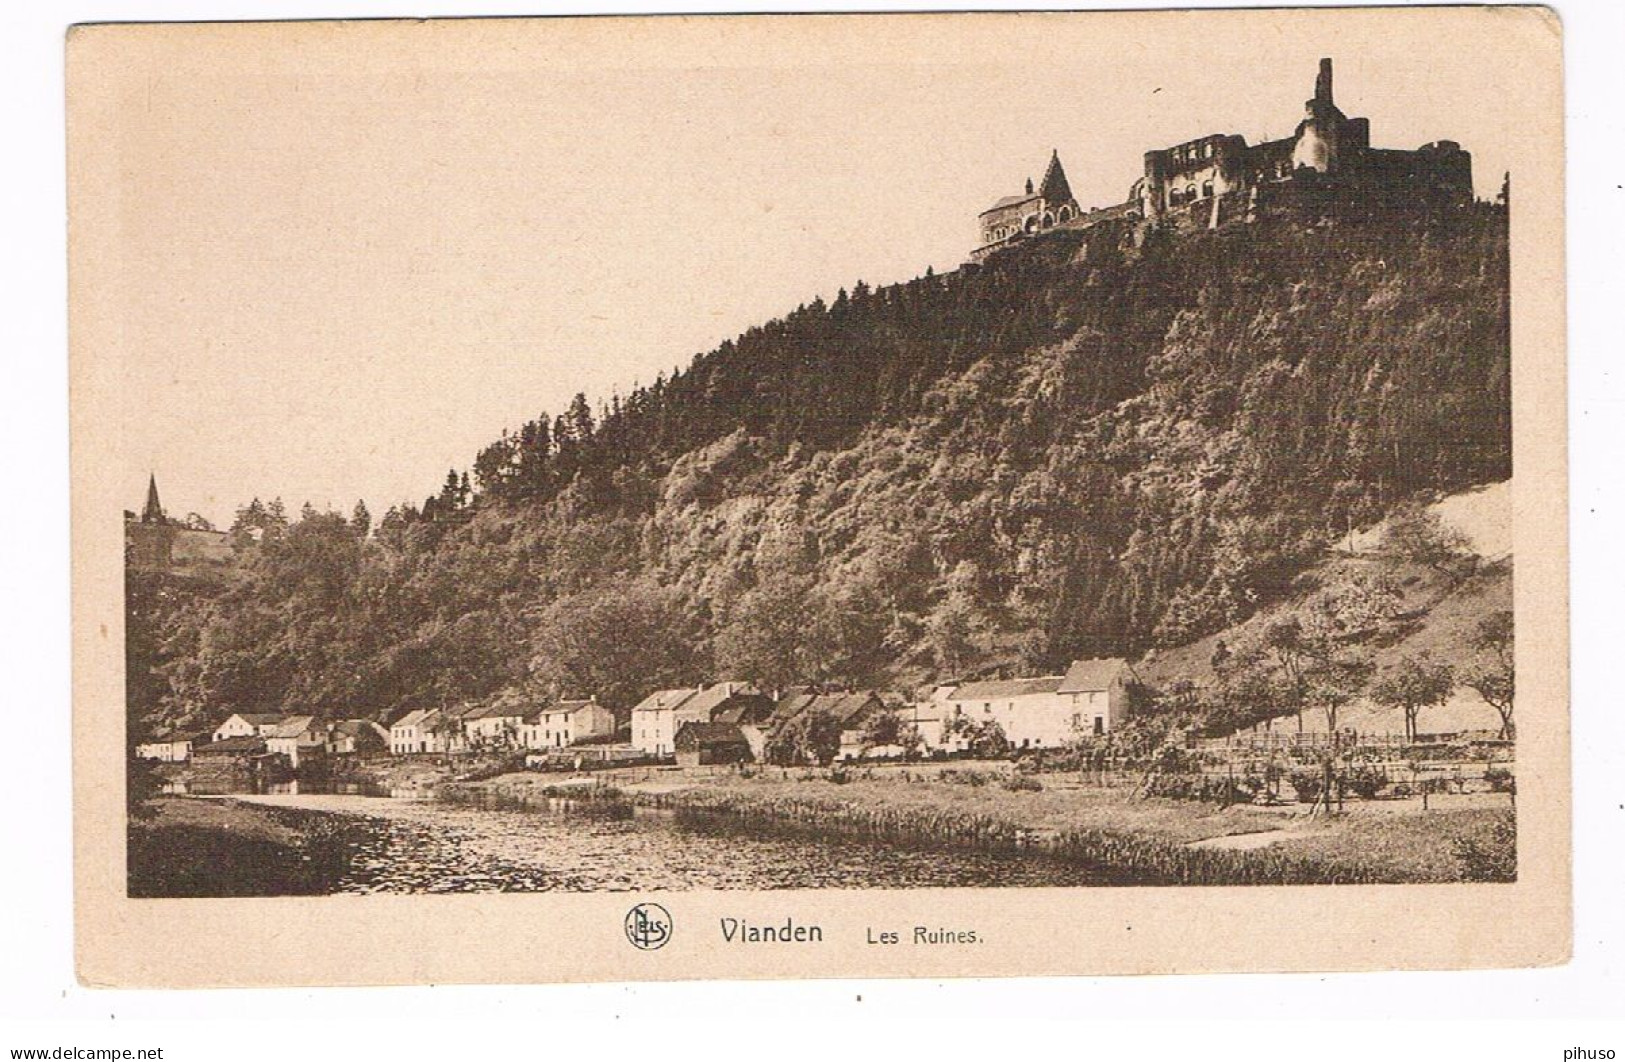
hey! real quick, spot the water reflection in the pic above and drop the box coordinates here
[234,794,1103,892]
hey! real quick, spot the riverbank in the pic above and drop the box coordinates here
[127,797,379,897]
[446,768,1517,884]
[132,767,1515,894]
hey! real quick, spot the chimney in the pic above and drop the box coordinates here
[1315,58,1333,106]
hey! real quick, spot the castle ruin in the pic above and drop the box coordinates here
[972,59,1474,262]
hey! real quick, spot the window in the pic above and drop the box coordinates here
[1202,180,1214,198]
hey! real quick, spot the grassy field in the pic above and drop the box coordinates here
[635,769,1516,884]
[127,797,375,897]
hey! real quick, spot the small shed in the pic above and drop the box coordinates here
[674,722,754,768]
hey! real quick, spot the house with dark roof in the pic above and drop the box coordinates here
[767,688,891,761]
[674,721,754,768]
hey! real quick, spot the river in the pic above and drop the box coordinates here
[228,793,1105,891]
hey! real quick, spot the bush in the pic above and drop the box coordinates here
[1483,767,1515,794]
[1001,773,1043,793]
[1139,773,1254,806]
[1287,769,1324,804]
[1343,765,1388,800]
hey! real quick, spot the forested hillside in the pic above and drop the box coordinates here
[127,204,1510,738]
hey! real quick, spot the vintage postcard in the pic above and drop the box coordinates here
[70,8,1567,986]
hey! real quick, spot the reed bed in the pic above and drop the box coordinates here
[640,788,1474,885]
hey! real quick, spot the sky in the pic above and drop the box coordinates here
[98,11,1530,529]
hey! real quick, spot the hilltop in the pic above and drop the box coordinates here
[125,201,1511,738]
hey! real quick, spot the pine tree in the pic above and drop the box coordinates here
[351,499,372,538]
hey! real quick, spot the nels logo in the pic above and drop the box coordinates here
[624,903,672,951]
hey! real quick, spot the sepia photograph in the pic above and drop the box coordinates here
[66,7,1569,985]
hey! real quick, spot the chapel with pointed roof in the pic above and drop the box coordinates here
[975,149,1081,252]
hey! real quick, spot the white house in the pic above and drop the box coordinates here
[523,698,617,750]
[134,730,199,762]
[629,687,703,757]
[1056,657,1133,737]
[265,715,327,768]
[390,709,432,755]
[212,712,285,743]
[933,677,1073,752]
[464,703,525,749]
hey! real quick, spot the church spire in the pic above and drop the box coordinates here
[142,473,165,525]
[1038,149,1074,206]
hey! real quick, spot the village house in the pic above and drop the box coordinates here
[632,684,770,758]
[430,706,478,754]
[769,688,890,761]
[464,702,525,749]
[926,658,1134,753]
[265,715,328,769]
[389,709,432,755]
[674,721,754,768]
[326,719,389,757]
[933,676,1071,752]
[524,697,616,750]
[630,687,699,757]
[211,712,285,743]
[1057,657,1133,737]
[903,685,960,751]
[134,729,203,763]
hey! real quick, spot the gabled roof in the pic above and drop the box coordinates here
[267,715,320,739]
[630,687,702,715]
[768,689,884,727]
[674,721,751,747]
[539,698,603,719]
[712,701,776,725]
[1057,658,1129,694]
[770,689,820,724]
[391,709,430,729]
[947,676,1065,701]
[681,682,768,719]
